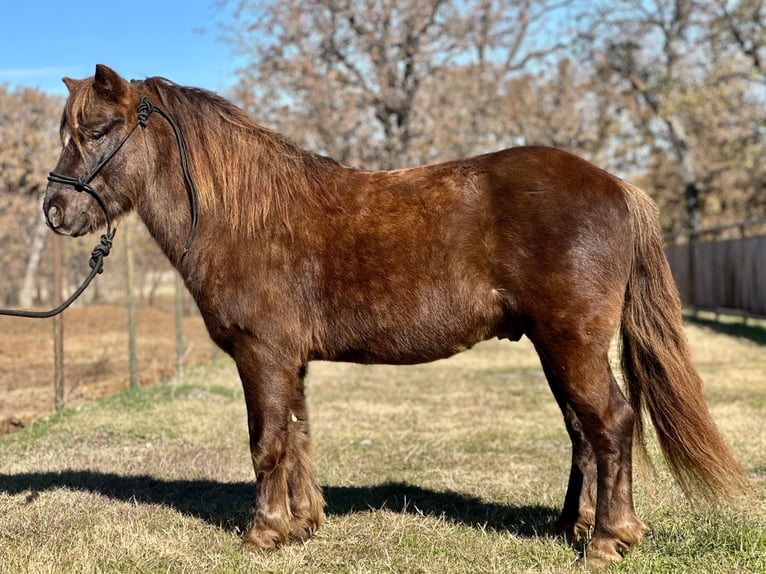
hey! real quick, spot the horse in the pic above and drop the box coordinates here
[42,64,746,568]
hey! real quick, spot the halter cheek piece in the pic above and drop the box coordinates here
[0,96,200,318]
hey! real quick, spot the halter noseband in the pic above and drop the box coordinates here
[0,96,200,319]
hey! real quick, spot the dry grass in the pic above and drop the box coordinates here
[0,323,764,573]
[0,304,214,432]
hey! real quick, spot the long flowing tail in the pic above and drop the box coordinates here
[619,181,747,501]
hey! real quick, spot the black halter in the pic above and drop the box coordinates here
[0,96,200,319]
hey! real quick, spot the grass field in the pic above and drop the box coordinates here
[0,323,764,573]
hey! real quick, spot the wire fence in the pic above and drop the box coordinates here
[0,214,217,433]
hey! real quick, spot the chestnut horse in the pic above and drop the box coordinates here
[43,65,745,568]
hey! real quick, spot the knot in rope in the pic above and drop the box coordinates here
[137,96,154,129]
[89,231,114,272]
[74,177,89,193]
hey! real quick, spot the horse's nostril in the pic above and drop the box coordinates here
[47,205,62,227]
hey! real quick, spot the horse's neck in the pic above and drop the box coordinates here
[136,175,195,268]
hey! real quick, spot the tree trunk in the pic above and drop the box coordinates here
[668,115,702,231]
[18,217,48,308]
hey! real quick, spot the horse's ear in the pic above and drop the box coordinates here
[62,77,80,93]
[93,64,128,102]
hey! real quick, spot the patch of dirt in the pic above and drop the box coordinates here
[0,304,215,434]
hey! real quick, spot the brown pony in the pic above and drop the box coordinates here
[43,65,746,568]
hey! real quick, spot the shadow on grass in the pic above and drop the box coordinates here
[685,313,766,345]
[0,470,557,538]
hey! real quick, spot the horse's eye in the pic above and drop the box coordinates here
[90,130,104,141]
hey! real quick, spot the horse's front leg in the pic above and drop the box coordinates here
[233,342,321,550]
[286,364,325,541]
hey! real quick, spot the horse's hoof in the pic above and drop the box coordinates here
[553,505,596,542]
[554,517,594,543]
[577,537,623,570]
[241,526,285,551]
[289,517,320,542]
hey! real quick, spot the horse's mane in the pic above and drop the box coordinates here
[139,78,338,235]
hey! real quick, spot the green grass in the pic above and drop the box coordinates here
[684,309,766,346]
[1,329,764,573]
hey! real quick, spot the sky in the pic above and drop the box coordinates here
[0,1,242,96]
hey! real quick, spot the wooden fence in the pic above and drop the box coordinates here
[664,218,766,320]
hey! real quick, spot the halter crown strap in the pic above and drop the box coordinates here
[136,96,200,251]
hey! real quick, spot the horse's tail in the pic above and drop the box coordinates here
[618,181,747,501]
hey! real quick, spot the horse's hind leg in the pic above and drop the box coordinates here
[541,356,597,541]
[532,334,645,567]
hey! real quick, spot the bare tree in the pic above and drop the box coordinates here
[587,1,707,229]
[0,86,61,306]
[579,0,765,230]
[223,0,578,168]
[218,0,764,230]
[409,55,622,168]
[707,0,765,73]
[227,0,456,168]
[701,1,766,219]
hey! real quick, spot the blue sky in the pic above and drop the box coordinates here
[0,1,241,96]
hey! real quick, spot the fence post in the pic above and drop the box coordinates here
[52,234,64,410]
[740,224,748,325]
[125,218,139,389]
[687,231,697,317]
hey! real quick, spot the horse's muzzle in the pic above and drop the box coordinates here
[43,188,92,237]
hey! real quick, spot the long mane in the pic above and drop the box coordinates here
[140,77,338,236]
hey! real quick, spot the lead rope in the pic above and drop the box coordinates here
[0,96,200,318]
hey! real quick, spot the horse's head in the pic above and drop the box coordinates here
[43,65,142,237]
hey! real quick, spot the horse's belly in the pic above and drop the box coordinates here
[317,297,518,365]
[328,334,480,365]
